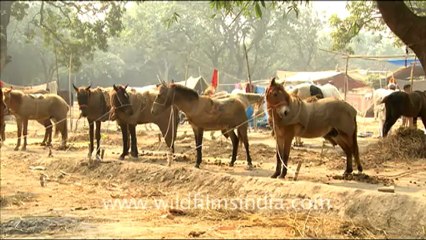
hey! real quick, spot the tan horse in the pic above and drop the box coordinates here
[151,81,253,169]
[110,84,179,165]
[266,77,362,179]
[73,84,113,159]
[3,89,69,150]
[1,88,51,144]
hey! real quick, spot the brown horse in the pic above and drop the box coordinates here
[3,89,69,150]
[151,81,253,169]
[382,91,426,137]
[266,77,362,178]
[73,84,113,159]
[110,84,179,164]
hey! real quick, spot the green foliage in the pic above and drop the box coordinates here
[329,1,426,53]
[9,1,126,72]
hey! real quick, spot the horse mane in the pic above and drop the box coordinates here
[171,84,199,100]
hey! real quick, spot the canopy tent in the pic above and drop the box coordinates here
[175,76,209,94]
[1,80,58,94]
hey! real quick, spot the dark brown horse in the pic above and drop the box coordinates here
[73,84,113,159]
[382,91,426,137]
[151,81,253,169]
[266,77,362,178]
[110,84,179,165]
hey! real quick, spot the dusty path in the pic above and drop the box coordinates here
[1,117,425,238]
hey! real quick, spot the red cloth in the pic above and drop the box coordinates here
[211,68,218,89]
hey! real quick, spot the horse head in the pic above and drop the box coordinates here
[266,77,292,118]
[151,82,173,116]
[112,84,133,115]
[73,84,92,117]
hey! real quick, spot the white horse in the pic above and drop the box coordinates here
[372,88,398,137]
[288,82,343,100]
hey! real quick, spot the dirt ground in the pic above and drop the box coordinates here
[1,113,425,238]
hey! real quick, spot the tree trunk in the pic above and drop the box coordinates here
[0,1,13,75]
[376,1,426,74]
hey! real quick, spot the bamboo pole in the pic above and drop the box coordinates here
[68,53,73,131]
[243,42,252,89]
[344,56,349,101]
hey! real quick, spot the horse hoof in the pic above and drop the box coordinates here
[357,166,363,173]
[130,154,139,159]
[194,165,200,169]
[21,147,27,151]
[278,174,286,179]
[228,162,235,167]
[270,173,279,178]
[40,142,46,146]
[14,147,19,151]
[245,165,253,171]
[119,155,125,160]
[343,171,353,179]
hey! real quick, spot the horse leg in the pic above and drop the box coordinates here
[88,120,94,158]
[129,124,139,158]
[42,119,53,146]
[382,116,398,137]
[227,130,239,167]
[15,117,22,151]
[119,123,129,160]
[238,126,253,168]
[413,116,418,129]
[129,124,138,158]
[193,127,204,168]
[46,119,53,146]
[278,136,293,179]
[270,151,282,178]
[37,120,47,145]
[21,118,28,151]
[95,121,102,160]
[334,135,353,176]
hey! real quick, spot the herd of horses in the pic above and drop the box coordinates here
[1,78,426,179]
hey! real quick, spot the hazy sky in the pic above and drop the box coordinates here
[311,1,349,19]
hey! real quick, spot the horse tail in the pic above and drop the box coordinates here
[352,117,359,160]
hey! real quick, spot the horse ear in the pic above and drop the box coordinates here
[113,84,118,91]
[124,84,129,90]
[85,84,91,91]
[73,83,79,92]
[271,77,276,85]
[171,79,175,84]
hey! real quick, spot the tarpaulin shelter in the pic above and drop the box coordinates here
[276,70,368,91]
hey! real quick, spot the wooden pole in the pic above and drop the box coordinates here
[68,53,73,131]
[54,46,60,90]
[344,55,349,101]
[410,56,416,89]
[243,42,252,90]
